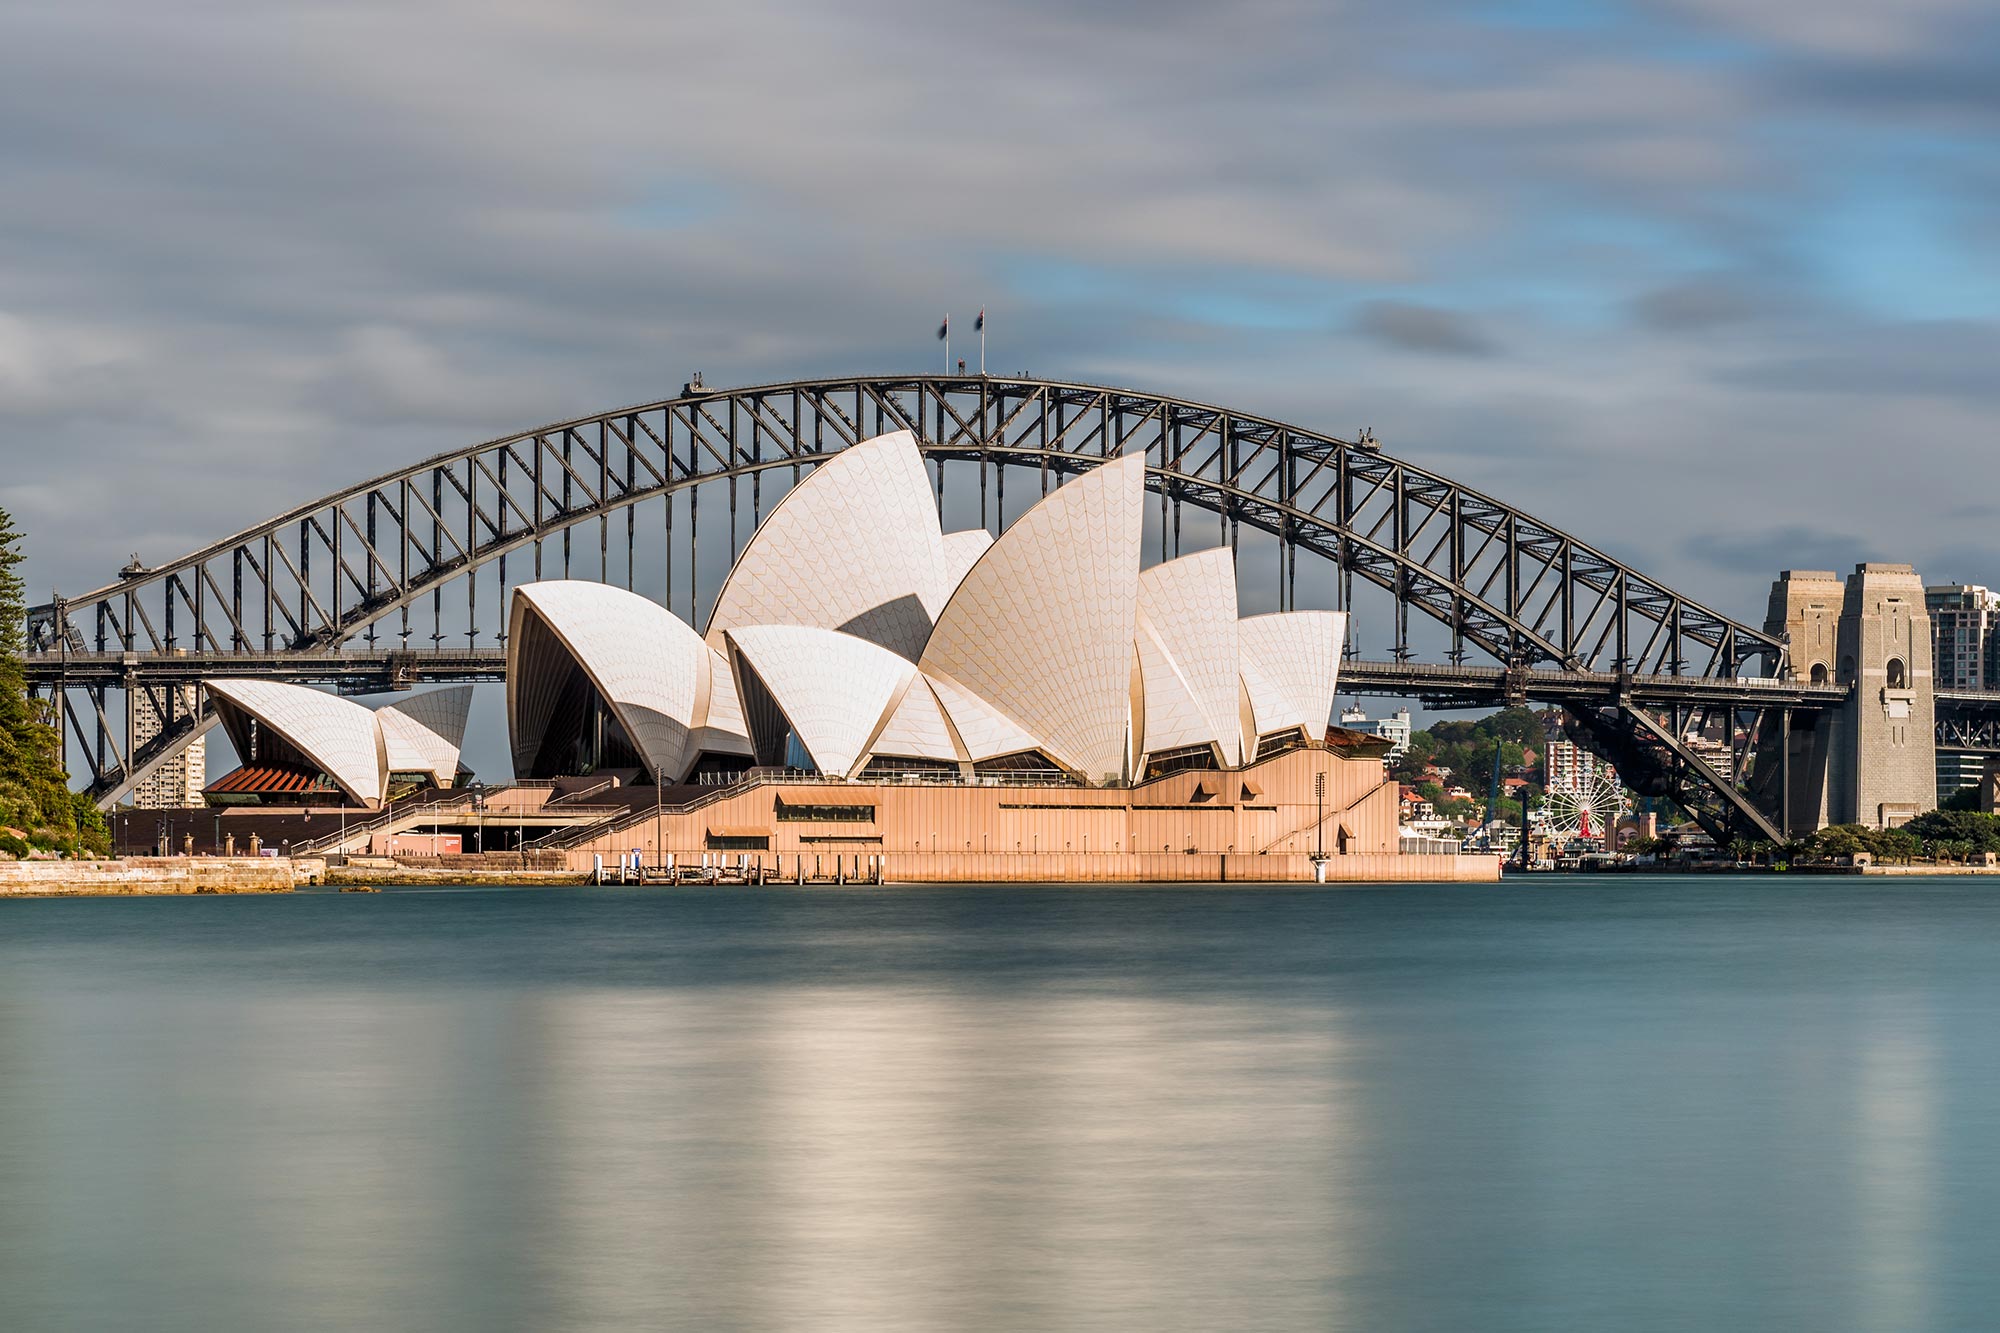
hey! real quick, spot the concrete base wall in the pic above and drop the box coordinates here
[609,849,1501,884]
[0,857,298,896]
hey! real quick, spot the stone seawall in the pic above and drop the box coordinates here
[0,857,301,897]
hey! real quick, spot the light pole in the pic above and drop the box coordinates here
[655,765,664,874]
[1314,771,1326,859]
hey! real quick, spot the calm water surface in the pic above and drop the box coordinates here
[4,876,2000,1332]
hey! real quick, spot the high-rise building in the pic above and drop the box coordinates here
[1374,707,1412,758]
[128,684,204,809]
[1937,750,1986,805]
[1926,585,2000,690]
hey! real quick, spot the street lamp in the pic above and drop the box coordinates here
[1315,771,1326,859]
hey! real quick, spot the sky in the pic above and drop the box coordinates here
[2,0,1996,773]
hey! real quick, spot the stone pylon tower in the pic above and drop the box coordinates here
[1831,564,1934,828]
[1764,564,1936,832]
[1764,570,1844,833]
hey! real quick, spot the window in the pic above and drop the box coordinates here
[1144,744,1219,780]
[706,833,769,851]
[1809,663,1829,685]
[1886,658,1908,689]
[774,797,875,823]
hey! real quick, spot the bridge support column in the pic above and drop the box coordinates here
[1764,571,1843,833]
[1832,564,1935,828]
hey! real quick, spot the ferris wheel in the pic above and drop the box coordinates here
[1543,768,1624,844]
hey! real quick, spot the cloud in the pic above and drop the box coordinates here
[1680,525,1879,578]
[0,0,1992,779]
[1723,320,2000,400]
[1629,277,1768,331]
[1352,301,1497,356]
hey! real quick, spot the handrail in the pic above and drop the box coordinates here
[292,788,480,856]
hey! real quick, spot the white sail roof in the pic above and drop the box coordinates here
[935,528,995,610]
[919,452,1147,782]
[725,625,917,779]
[1238,611,1346,748]
[923,672,1045,762]
[706,430,949,661]
[377,685,473,785]
[207,678,387,807]
[861,675,964,766]
[1136,548,1242,765]
[689,648,756,760]
[509,581,716,781]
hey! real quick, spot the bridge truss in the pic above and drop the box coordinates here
[27,374,1817,838]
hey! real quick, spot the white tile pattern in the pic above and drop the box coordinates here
[1238,611,1347,749]
[863,675,963,764]
[920,453,1146,782]
[207,678,388,806]
[690,648,757,759]
[511,581,715,781]
[377,685,473,784]
[935,528,995,611]
[705,431,949,661]
[725,625,916,779]
[1136,548,1243,765]
[922,672,1045,761]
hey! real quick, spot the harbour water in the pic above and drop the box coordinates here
[4,877,1999,1331]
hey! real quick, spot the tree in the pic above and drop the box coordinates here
[0,509,104,856]
[1906,808,2000,855]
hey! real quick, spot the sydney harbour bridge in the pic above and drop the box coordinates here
[23,374,1994,842]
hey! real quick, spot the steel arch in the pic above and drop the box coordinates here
[31,374,1784,672]
[26,373,1793,814]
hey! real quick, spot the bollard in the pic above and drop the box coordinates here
[592,854,603,884]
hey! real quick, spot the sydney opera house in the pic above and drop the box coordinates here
[181,432,1492,880]
[500,431,1433,881]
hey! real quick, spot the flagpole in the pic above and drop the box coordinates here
[944,314,950,374]
[979,310,986,375]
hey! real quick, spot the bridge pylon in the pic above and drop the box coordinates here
[1763,564,1936,833]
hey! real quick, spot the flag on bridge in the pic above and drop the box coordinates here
[937,315,948,340]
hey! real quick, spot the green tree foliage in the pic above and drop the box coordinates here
[1904,808,2000,856]
[1939,784,1986,813]
[0,509,105,856]
[1799,823,1922,864]
[1390,706,1546,818]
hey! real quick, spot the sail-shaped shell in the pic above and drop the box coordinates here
[934,528,995,610]
[508,581,739,781]
[919,453,1146,783]
[725,625,917,779]
[1238,611,1346,752]
[1135,548,1242,766]
[377,685,473,785]
[706,430,948,661]
[863,676,964,766]
[207,678,388,807]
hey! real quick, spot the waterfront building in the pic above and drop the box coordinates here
[202,681,472,808]
[500,431,1479,879]
[129,683,205,809]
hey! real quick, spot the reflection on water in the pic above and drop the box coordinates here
[2,879,1998,1332]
